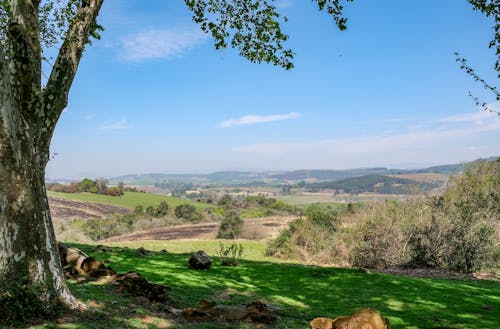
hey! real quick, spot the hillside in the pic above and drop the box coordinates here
[104,157,498,188]
[305,174,441,194]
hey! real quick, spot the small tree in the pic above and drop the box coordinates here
[217,211,244,239]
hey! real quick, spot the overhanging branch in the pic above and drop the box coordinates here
[41,0,103,145]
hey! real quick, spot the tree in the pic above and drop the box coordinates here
[0,0,495,316]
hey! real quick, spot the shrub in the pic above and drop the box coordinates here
[175,204,202,222]
[217,211,244,239]
[216,242,244,266]
[105,187,124,196]
[266,206,342,264]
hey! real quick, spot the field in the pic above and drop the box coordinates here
[47,191,214,210]
[22,241,500,329]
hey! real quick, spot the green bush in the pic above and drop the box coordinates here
[266,159,499,272]
[216,242,244,266]
[175,204,202,222]
[217,211,244,239]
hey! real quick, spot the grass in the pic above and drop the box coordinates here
[47,191,214,210]
[21,240,500,329]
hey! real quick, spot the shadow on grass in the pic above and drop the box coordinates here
[55,243,500,329]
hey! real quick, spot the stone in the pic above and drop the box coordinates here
[310,317,336,329]
[95,244,113,253]
[114,271,172,303]
[182,307,211,322]
[189,250,212,269]
[135,247,153,257]
[245,300,277,323]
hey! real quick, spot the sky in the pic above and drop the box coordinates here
[45,0,500,179]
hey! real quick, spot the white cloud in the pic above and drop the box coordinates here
[84,114,95,121]
[232,116,500,156]
[100,118,128,130]
[120,28,207,62]
[219,112,301,128]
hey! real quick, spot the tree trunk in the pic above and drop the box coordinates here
[0,110,81,310]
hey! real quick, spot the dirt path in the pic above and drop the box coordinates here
[49,196,130,221]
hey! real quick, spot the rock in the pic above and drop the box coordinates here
[79,257,116,277]
[182,307,211,322]
[245,300,277,323]
[135,247,153,257]
[58,242,115,278]
[310,317,336,329]
[189,250,212,270]
[310,308,390,329]
[95,244,113,253]
[114,271,171,303]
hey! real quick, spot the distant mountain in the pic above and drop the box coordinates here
[106,156,498,187]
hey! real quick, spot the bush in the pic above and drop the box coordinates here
[265,159,499,272]
[216,242,244,266]
[266,206,342,264]
[175,204,202,222]
[217,211,244,239]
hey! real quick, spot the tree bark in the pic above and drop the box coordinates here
[0,100,82,309]
[0,0,103,312]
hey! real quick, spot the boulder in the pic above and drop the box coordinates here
[310,317,336,329]
[182,307,211,321]
[189,250,212,270]
[114,271,171,303]
[135,247,153,257]
[95,244,113,253]
[58,242,115,278]
[245,300,277,324]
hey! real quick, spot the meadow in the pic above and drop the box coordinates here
[20,240,500,329]
[47,191,213,210]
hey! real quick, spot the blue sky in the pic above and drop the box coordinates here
[45,0,500,178]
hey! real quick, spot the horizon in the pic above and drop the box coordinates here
[45,0,500,178]
[46,155,499,181]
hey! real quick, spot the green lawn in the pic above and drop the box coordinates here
[47,191,214,210]
[24,241,500,329]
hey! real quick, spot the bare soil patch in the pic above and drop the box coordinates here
[49,196,130,221]
[102,215,295,242]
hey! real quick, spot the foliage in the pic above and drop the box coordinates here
[306,174,440,194]
[217,211,244,239]
[0,279,57,324]
[266,204,341,263]
[48,178,123,196]
[174,204,203,222]
[267,160,499,272]
[216,242,244,266]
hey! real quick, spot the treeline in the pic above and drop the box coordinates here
[48,178,139,196]
[304,174,441,194]
[267,160,499,273]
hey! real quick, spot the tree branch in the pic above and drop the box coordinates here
[41,0,103,146]
[6,0,41,114]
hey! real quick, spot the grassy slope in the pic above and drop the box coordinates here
[47,191,213,210]
[27,241,500,329]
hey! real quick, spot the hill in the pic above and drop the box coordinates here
[305,174,441,194]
